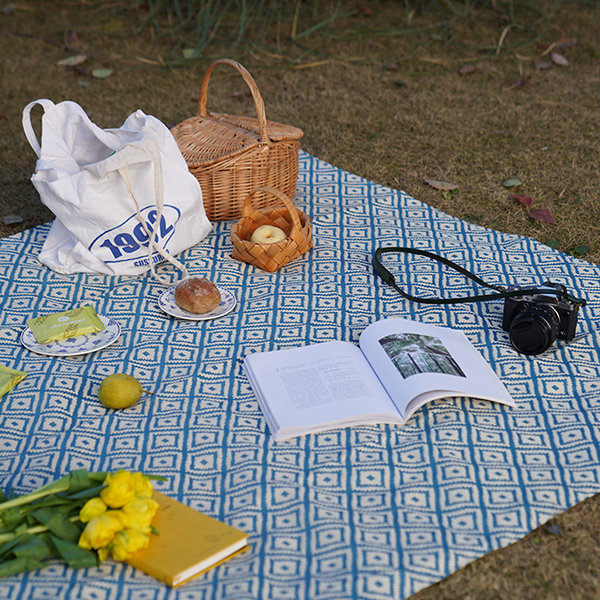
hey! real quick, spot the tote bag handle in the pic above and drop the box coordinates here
[118,139,190,285]
[22,99,56,158]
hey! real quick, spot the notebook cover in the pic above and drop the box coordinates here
[126,491,249,587]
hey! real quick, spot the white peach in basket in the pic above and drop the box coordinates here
[250,225,287,244]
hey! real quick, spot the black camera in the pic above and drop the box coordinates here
[502,281,580,355]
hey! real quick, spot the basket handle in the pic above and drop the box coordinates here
[243,186,302,236]
[198,58,270,144]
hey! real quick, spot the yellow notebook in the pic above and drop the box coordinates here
[127,491,249,587]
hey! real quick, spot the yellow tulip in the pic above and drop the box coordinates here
[78,511,123,550]
[110,528,150,561]
[100,470,136,508]
[79,497,107,523]
[97,547,110,562]
[131,472,153,498]
[119,498,159,534]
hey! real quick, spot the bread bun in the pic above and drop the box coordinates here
[174,277,221,314]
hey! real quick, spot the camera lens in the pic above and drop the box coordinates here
[508,305,561,355]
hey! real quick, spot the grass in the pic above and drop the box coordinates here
[1,1,600,598]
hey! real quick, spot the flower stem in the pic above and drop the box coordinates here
[0,515,80,544]
[0,477,71,513]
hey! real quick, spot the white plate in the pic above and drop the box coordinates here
[158,286,236,321]
[20,315,121,357]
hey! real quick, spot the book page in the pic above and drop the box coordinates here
[359,318,516,420]
[243,340,402,439]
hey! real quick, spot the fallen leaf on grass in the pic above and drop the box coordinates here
[540,38,577,57]
[551,52,569,66]
[424,179,458,191]
[545,239,560,249]
[458,64,476,75]
[507,75,531,89]
[552,37,578,51]
[419,56,450,66]
[502,177,522,188]
[136,54,163,66]
[91,68,113,79]
[529,209,555,223]
[293,60,330,69]
[512,194,533,206]
[231,89,251,99]
[570,245,588,257]
[2,215,24,225]
[182,48,200,60]
[64,29,78,50]
[534,59,552,70]
[104,19,122,33]
[544,522,562,536]
[57,54,87,67]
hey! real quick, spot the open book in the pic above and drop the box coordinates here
[243,318,516,441]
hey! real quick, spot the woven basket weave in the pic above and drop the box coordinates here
[231,186,312,272]
[170,58,303,222]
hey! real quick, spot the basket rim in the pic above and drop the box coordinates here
[170,114,302,169]
[231,209,311,248]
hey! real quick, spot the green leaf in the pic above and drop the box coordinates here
[570,245,589,257]
[0,534,23,560]
[91,68,113,79]
[13,533,55,561]
[49,535,97,569]
[545,239,560,249]
[0,471,105,515]
[30,508,81,544]
[441,188,459,200]
[63,484,106,501]
[2,506,25,531]
[502,177,522,188]
[67,470,99,494]
[0,556,44,578]
[182,48,201,60]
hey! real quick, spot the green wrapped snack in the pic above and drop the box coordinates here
[27,305,105,344]
[0,365,27,399]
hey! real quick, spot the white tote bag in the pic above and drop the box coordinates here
[22,99,212,281]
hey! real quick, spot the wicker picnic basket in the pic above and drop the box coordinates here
[231,186,312,272]
[170,58,304,221]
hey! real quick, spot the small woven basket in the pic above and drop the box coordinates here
[231,186,312,272]
[170,58,303,222]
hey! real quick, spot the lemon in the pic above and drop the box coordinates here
[98,373,151,410]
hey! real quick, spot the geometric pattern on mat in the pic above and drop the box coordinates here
[0,151,599,599]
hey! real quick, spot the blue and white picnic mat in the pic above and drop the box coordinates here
[0,151,599,599]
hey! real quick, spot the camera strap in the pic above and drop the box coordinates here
[373,246,587,307]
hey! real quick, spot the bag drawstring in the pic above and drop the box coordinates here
[120,168,189,286]
[119,139,189,286]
